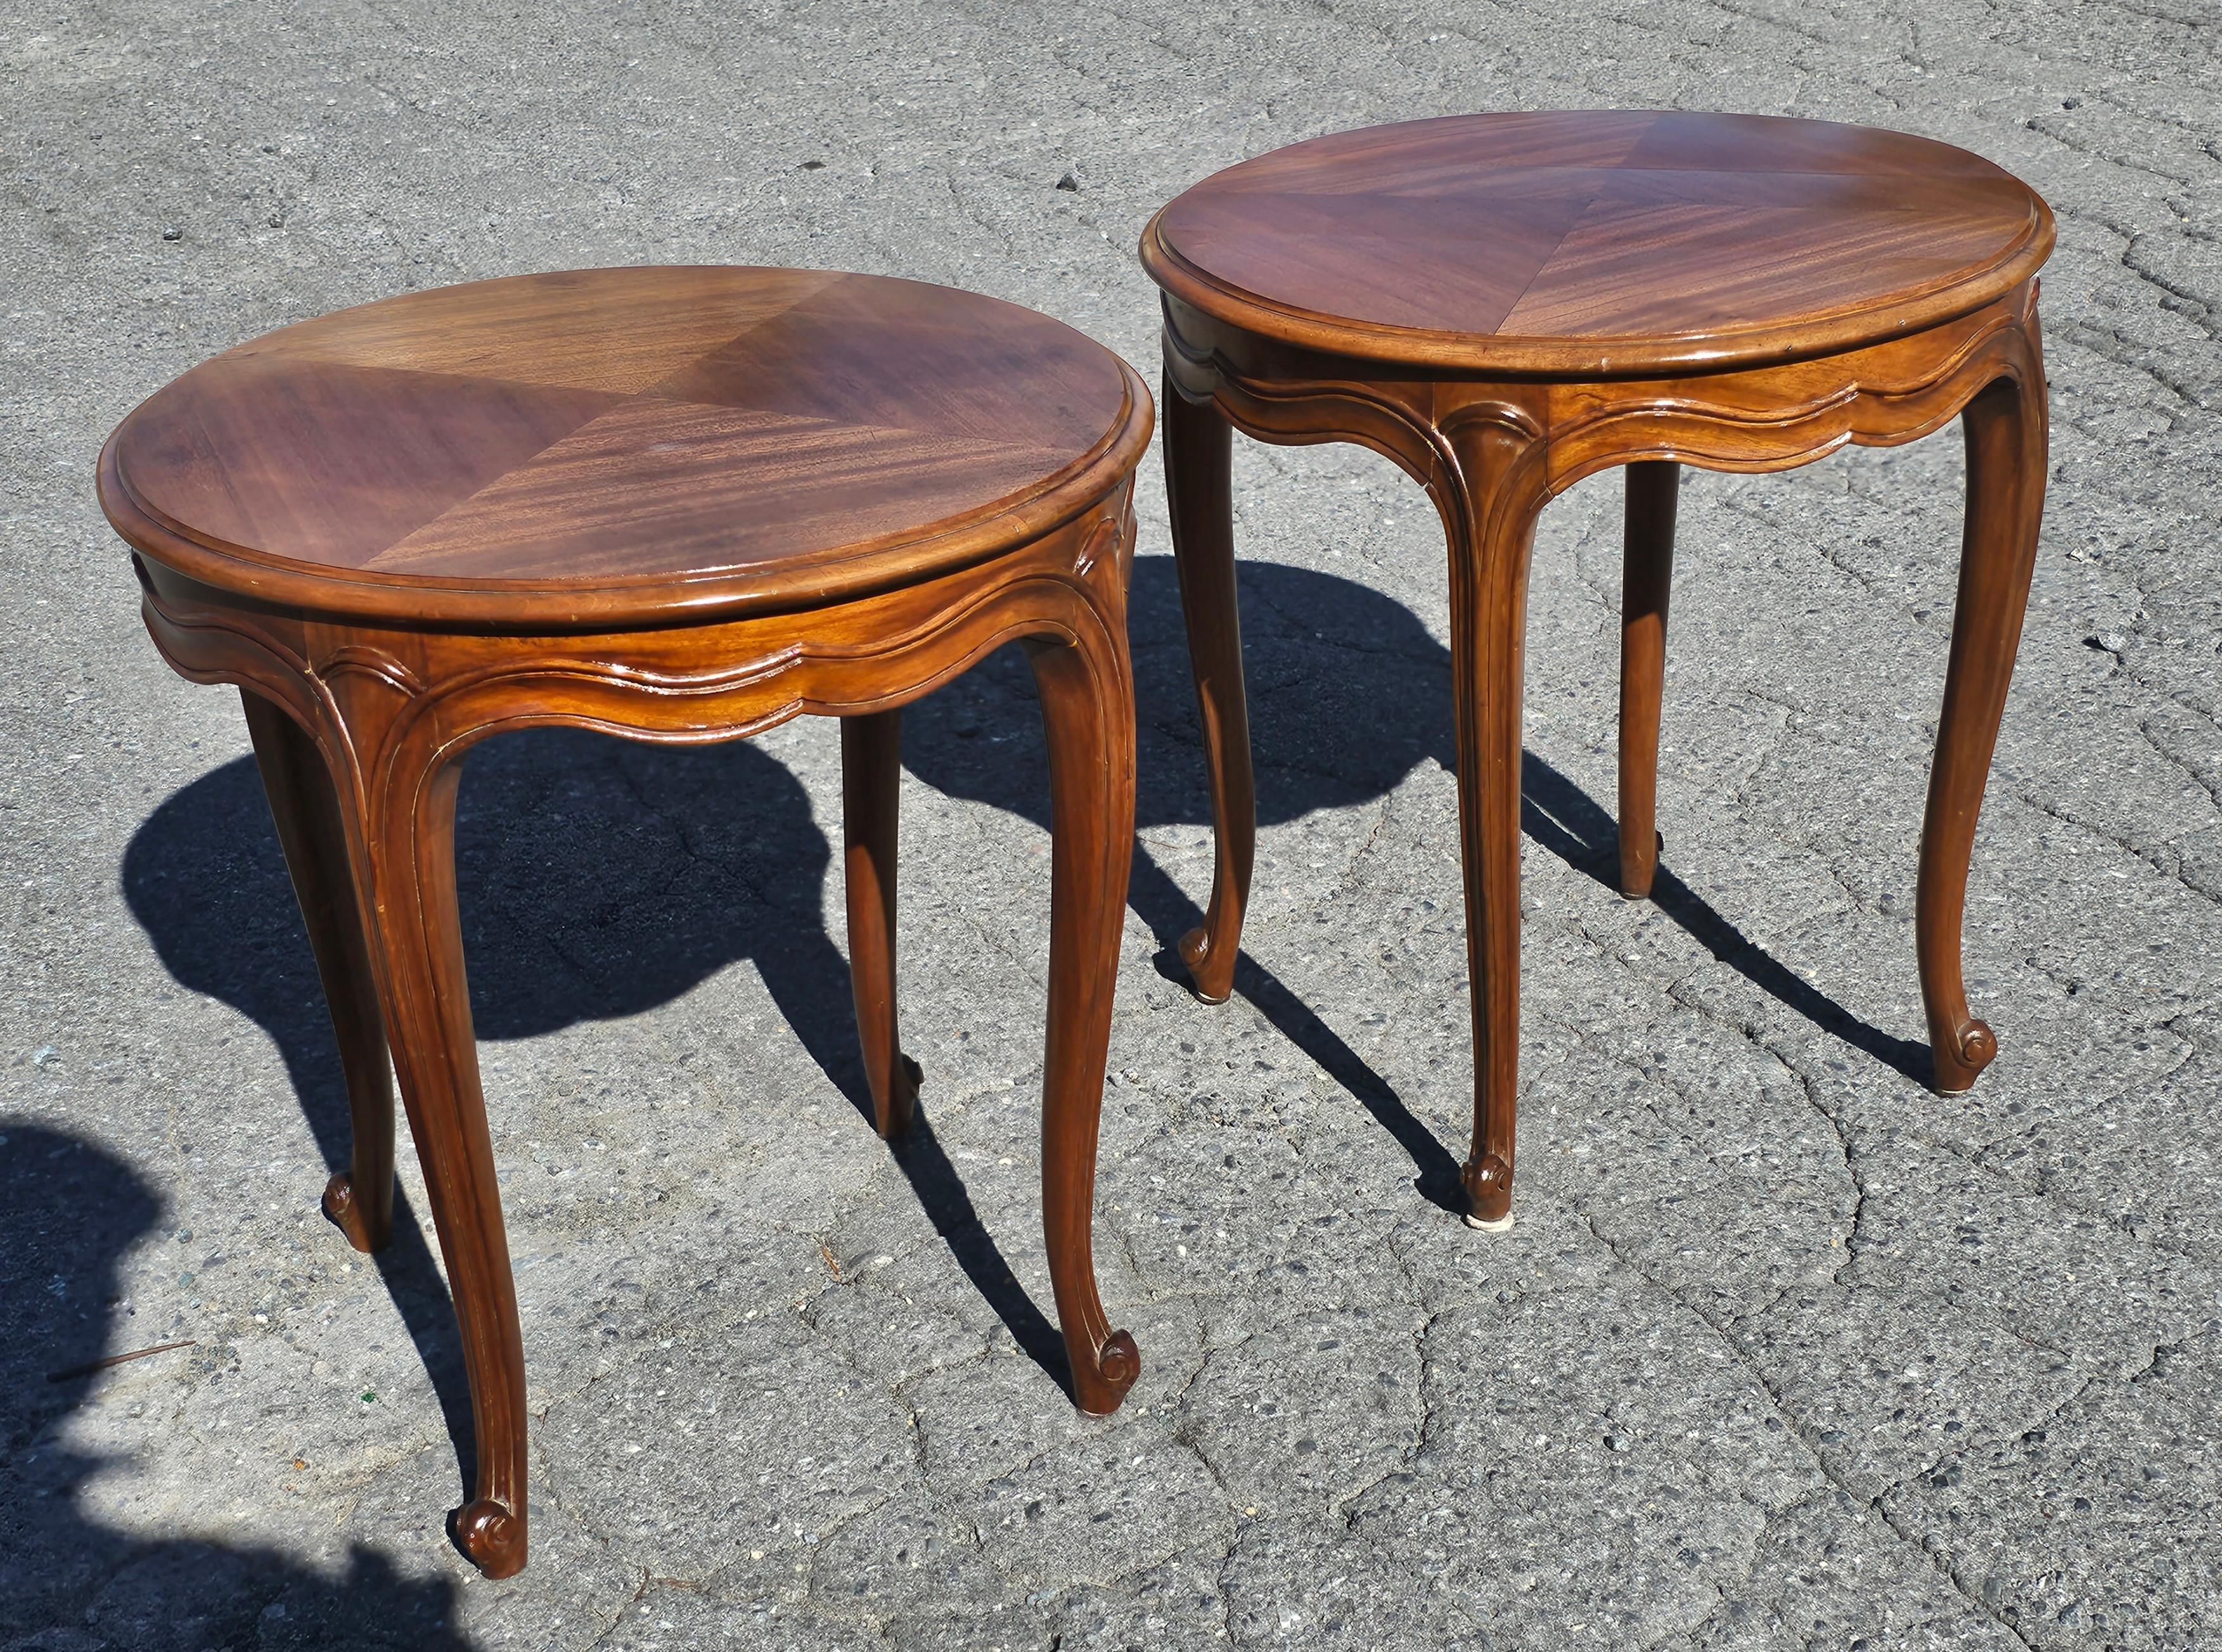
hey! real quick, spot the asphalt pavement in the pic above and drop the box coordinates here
[4,2,2220,1647]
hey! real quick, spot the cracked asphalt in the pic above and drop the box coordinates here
[5,1,2221,1648]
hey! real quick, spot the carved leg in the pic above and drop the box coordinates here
[1617,461,1679,900]
[842,708,918,1139]
[1025,598,1140,1414]
[240,689,395,1253]
[1918,331,2048,1092]
[1163,371,1254,1005]
[1437,423,1550,1232]
[348,739,529,1578]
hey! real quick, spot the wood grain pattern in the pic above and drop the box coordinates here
[1145,113,2052,1232]
[1617,461,1678,901]
[1143,111,2052,376]
[844,708,920,1140]
[1918,358,2048,1092]
[101,268,1153,1577]
[106,267,1141,627]
[1162,375,1253,1007]
[239,688,395,1253]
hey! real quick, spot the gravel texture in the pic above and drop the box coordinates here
[4,2,2221,1648]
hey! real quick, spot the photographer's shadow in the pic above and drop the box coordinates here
[0,1125,469,1650]
[904,554,1929,1209]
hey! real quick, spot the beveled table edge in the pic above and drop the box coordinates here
[1138,119,2056,381]
[98,293,1155,634]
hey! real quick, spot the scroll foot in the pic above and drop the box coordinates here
[321,1171,389,1255]
[1929,1018,1998,1094]
[878,1054,923,1141]
[453,1498,526,1579]
[1075,1329,1140,1416]
[1178,926,1235,1005]
[1463,1151,1513,1230]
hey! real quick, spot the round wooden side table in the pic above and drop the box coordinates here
[1140,110,2052,1232]
[98,267,1153,1577]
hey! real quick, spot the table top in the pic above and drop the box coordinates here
[1141,110,2052,377]
[101,267,1151,627]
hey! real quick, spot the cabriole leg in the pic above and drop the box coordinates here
[1437,426,1550,1233]
[240,688,395,1253]
[842,708,918,1138]
[1617,461,1679,900]
[1025,595,1140,1414]
[350,738,530,1578]
[1163,369,1255,1006]
[1918,331,2048,1092]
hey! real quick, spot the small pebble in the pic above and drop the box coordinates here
[160,227,181,241]
[1055,171,1078,192]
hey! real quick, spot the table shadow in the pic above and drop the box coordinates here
[908,555,1474,1209]
[0,1124,470,1649]
[120,729,1075,1448]
[1516,751,1933,1083]
[115,551,1930,1468]
[903,553,1934,1172]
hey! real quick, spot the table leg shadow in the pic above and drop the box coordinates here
[117,553,1930,1445]
[120,731,1077,1444]
[905,554,1936,1208]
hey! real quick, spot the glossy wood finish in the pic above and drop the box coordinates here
[843,709,918,1140]
[1142,112,2052,1230]
[239,688,395,1253]
[1145,110,2050,377]
[1162,377,1254,1006]
[1617,461,1679,900]
[1918,366,2048,1092]
[106,267,1142,627]
[102,267,1153,1578]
